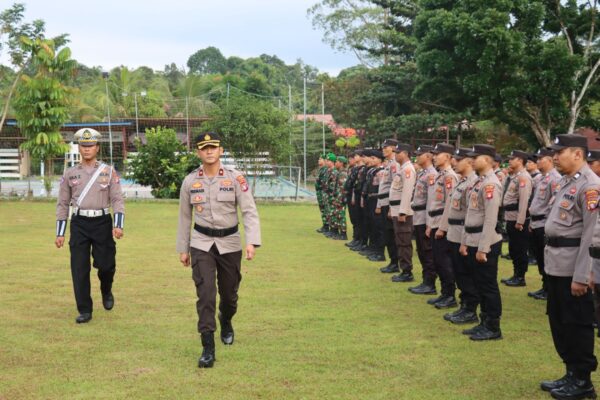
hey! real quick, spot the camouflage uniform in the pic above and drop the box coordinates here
[316,166,328,227]
[331,167,348,234]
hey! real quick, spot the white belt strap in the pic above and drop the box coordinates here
[76,162,106,208]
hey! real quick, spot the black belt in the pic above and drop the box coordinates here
[531,214,545,222]
[448,218,464,226]
[546,237,581,248]
[503,203,519,211]
[412,204,426,211]
[377,192,389,199]
[590,247,600,259]
[390,200,400,206]
[428,209,444,217]
[465,226,483,233]
[194,224,238,237]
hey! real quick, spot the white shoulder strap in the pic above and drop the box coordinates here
[77,163,106,207]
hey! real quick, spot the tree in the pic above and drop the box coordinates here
[0,2,68,134]
[128,127,199,198]
[13,37,75,194]
[187,46,227,75]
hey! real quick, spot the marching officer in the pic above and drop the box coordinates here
[177,132,261,368]
[527,148,561,300]
[409,145,438,295]
[501,150,533,287]
[540,134,598,399]
[55,128,125,324]
[439,148,479,324]
[386,143,416,281]
[376,139,400,265]
[459,144,503,341]
[428,143,459,309]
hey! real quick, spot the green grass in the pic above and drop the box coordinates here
[0,200,579,399]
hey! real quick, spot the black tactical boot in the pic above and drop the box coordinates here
[541,371,573,392]
[368,253,385,262]
[391,271,414,282]
[528,288,544,298]
[102,292,114,310]
[316,225,328,233]
[75,313,92,324]
[380,263,400,273]
[444,305,465,321]
[409,283,437,295]
[434,296,458,309]
[469,318,502,341]
[198,332,216,368]
[218,313,234,345]
[427,295,444,305]
[345,240,359,248]
[550,376,596,399]
[335,232,348,240]
[462,313,486,335]
[534,290,548,300]
[505,276,526,287]
[500,275,515,284]
[451,309,478,324]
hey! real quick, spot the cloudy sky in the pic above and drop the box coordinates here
[8,0,360,76]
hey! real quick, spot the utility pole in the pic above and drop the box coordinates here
[103,72,113,165]
[288,84,292,180]
[321,82,325,154]
[303,77,307,188]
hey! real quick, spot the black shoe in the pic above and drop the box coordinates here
[198,332,216,368]
[102,292,114,311]
[76,313,92,324]
[462,313,486,335]
[316,225,327,233]
[500,275,515,284]
[380,263,400,273]
[335,232,348,240]
[218,313,234,345]
[435,296,458,309]
[529,258,538,265]
[368,253,385,262]
[444,306,465,321]
[391,272,414,282]
[451,310,479,325]
[505,277,526,287]
[345,240,359,248]
[409,284,437,295]
[528,288,544,297]
[534,290,548,300]
[550,378,596,399]
[469,319,502,341]
[500,254,511,260]
[541,372,574,392]
[358,248,375,256]
[427,295,444,305]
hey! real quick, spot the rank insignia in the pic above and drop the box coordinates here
[221,180,233,187]
[405,170,411,179]
[236,175,249,192]
[445,177,453,190]
[428,175,435,186]
[570,187,577,194]
[585,189,599,211]
[219,169,224,176]
[192,182,203,189]
[519,178,526,188]
[485,184,495,200]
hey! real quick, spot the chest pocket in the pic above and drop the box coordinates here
[537,184,549,200]
[469,190,479,210]
[451,189,463,210]
[217,191,236,202]
[555,200,575,226]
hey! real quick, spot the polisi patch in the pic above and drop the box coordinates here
[485,184,495,200]
[236,175,249,192]
[585,189,599,211]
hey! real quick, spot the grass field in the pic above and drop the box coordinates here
[0,200,589,399]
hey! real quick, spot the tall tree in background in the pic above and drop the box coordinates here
[187,46,227,75]
[13,37,75,193]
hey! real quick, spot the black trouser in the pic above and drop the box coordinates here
[393,216,413,273]
[191,245,242,333]
[414,224,436,285]
[506,220,530,278]
[348,199,362,242]
[367,198,384,251]
[466,242,502,319]
[360,198,370,245]
[449,241,479,311]
[431,228,455,297]
[529,227,547,290]
[69,214,116,314]
[381,206,398,263]
[547,275,597,379]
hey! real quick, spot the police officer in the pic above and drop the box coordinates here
[350,151,370,252]
[439,148,479,324]
[386,143,416,281]
[361,150,385,259]
[376,139,400,265]
[527,148,561,300]
[357,150,378,254]
[459,144,503,341]
[409,145,438,295]
[588,150,600,176]
[345,151,363,247]
[426,143,459,308]
[177,132,261,368]
[501,150,533,287]
[316,155,328,233]
[494,155,506,185]
[540,134,598,399]
[55,128,125,324]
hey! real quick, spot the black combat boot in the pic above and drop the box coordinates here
[316,225,328,233]
[102,292,114,310]
[450,309,478,324]
[409,283,437,295]
[218,313,234,345]
[469,318,502,341]
[541,371,573,392]
[528,287,545,298]
[550,375,596,399]
[198,332,216,368]
[345,239,359,248]
[434,295,458,309]
[368,252,385,262]
[444,305,465,321]
[427,295,445,305]
[391,271,414,282]
[505,276,526,287]
[462,313,486,335]
[335,232,348,240]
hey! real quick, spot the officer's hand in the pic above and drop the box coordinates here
[435,229,445,239]
[113,228,124,239]
[398,215,406,223]
[425,226,431,238]
[179,253,190,267]
[246,244,256,261]
[515,223,523,231]
[351,200,355,206]
[55,236,65,248]
[571,281,589,297]
[375,207,381,215]
[459,245,468,256]
[476,251,487,263]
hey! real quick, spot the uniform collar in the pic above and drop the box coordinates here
[77,161,99,169]
[198,164,225,177]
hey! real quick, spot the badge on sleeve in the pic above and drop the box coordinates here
[485,184,495,200]
[519,178,526,188]
[405,169,411,179]
[428,174,435,186]
[391,164,397,174]
[236,175,249,192]
[445,177,453,190]
[585,189,599,211]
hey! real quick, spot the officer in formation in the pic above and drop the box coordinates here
[177,132,261,368]
[315,153,350,240]
[315,154,328,233]
[55,128,125,324]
